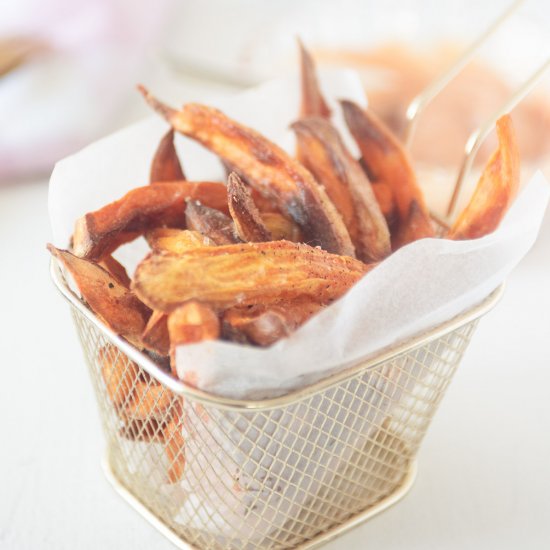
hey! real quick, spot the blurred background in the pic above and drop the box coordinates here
[1,1,550,549]
[1,0,550,185]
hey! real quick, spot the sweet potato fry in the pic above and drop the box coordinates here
[99,344,140,408]
[132,241,370,312]
[250,187,281,214]
[222,301,323,346]
[185,200,239,245]
[260,213,302,242]
[341,100,434,247]
[298,39,331,119]
[141,310,170,357]
[292,117,391,262]
[73,182,228,260]
[150,129,185,184]
[449,115,520,240]
[138,87,355,257]
[371,181,397,225]
[168,301,220,375]
[125,380,173,421]
[99,254,131,288]
[48,245,151,347]
[163,403,185,483]
[145,228,213,253]
[227,172,271,242]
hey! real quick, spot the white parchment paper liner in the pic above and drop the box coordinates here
[49,69,550,400]
[49,70,549,542]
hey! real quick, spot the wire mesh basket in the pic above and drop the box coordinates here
[51,261,502,549]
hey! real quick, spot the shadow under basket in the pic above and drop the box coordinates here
[51,261,503,550]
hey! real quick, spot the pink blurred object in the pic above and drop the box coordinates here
[0,0,170,182]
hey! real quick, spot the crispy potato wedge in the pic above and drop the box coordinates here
[141,310,170,357]
[168,301,220,375]
[138,87,355,257]
[99,254,131,288]
[260,212,302,242]
[145,228,213,253]
[292,117,391,262]
[73,182,228,260]
[150,129,185,184]
[298,39,331,119]
[48,245,151,347]
[341,100,434,247]
[222,301,323,346]
[163,403,185,483]
[185,200,239,245]
[125,380,173,421]
[99,344,141,408]
[133,241,370,312]
[227,172,271,242]
[449,115,520,240]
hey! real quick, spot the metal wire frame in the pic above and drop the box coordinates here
[52,260,502,550]
[403,0,550,219]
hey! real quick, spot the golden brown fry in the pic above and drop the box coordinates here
[138,87,355,257]
[449,115,520,240]
[141,310,170,357]
[227,172,271,242]
[132,241,370,312]
[260,212,302,242]
[48,245,151,347]
[168,301,220,376]
[222,301,323,346]
[125,380,173,420]
[298,39,331,119]
[341,100,434,247]
[371,181,397,225]
[292,117,390,262]
[163,403,185,483]
[185,200,238,245]
[73,182,228,260]
[145,228,213,253]
[99,344,140,408]
[150,129,185,184]
[99,254,131,288]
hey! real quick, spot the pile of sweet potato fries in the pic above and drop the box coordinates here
[48,41,520,376]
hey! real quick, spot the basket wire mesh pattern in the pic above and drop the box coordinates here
[61,272,500,550]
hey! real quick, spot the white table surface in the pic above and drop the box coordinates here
[1,176,549,550]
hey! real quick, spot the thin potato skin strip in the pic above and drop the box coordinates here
[185,200,238,245]
[298,39,331,119]
[449,115,520,240]
[138,86,355,257]
[227,172,272,242]
[132,241,370,312]
[163,404,185,483]
[292,117,391,262]
[150,129,185,184]
[48,245,151,348]
[341,100,434,247]
[73,181,228,260]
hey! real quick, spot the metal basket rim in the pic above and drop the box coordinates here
[50,258,503,411]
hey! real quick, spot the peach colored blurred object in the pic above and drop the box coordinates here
[319,44,550,169]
